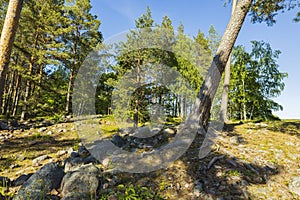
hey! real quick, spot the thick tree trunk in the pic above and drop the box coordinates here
[0,0,23,110]
[197,0,252,129]
[220,0,237,123]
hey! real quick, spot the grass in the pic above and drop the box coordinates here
[1,118,300,199]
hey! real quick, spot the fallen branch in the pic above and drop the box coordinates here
[207,155,225,170]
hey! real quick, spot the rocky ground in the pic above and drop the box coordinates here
[0,118,300,199]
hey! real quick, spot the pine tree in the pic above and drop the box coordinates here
[0,0,23,114]
[63,0,102,114]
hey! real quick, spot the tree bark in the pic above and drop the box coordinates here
[12,74,21,117]
[21,31,38,120]
[197,0,252,129]
[220,0,237,123]
[0,0,23,110]
[66,26,79,114]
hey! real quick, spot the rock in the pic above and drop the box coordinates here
[193,188,202,197]
[13,162,64,200]
[12,174,32,186]
[289,177,300,196]
[241,180,249,186]
[163,128,175,135]
[230,136,242,144]
[78,145,90,158]
[10,119,19,127]
[70,151,79,158]
[32,155,49,166]
[118,127,133,137]
[60,164,100,199]
[0,176,11,187]
[38,127,47,132]
[57,150,67,157]
[64,157,84,172]
[0,121,9,130]
[102,158,110,167]
[194,181,203,192]
[47,131,53,135]
[66,147,74,155]
[111,135,126,148]
[84,155,96,164]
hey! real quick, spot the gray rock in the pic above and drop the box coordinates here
[0,121,8,130]
[38,127,47,132]
[64,157,84,172]
[84,155,97,164]
[70,151,79,158]
[67,147,74,155]
[13,162,64,200]
[10,119,19,127]
[12,174,32,186]
[163,128,175,135]
[32,155,49,166]
[56,150,67,157]
[289,177,300,196]
[78,145,90,158]
[111,135,126,147]
[60,164,100,200]
[230,136,242,144]
[241,180,249,186]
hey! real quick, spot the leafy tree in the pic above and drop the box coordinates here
[228,41,287,120]
[63,0,102,114]
[16,0,68,119]
[207,25,221,57]
[196,0,295,129]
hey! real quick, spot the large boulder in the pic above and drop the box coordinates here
[111,134,126,148]
[13,162,64,200]
[60,164,100,200]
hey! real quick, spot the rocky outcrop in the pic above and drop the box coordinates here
[61,164,100,200]
[13,162,64,200]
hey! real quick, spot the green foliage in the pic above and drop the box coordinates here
[99,183,164,200]
[0,0,102,119]
[249,0,298,26]
[108,7,212,125]
[229,41,287,120]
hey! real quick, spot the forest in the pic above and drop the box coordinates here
[0,0,300,199]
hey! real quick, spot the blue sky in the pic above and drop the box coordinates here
[90,0,300,119]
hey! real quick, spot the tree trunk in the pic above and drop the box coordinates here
[66,26,79,114]
[2,70,15,116]
[37,64,43,98]
[134,50,141,128]
[220,0,237,123]
[12,74,21,117]
[21,31,39,120]
[197,0,252,129]
[0,0,23,110]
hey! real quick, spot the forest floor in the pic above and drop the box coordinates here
[0,118,300,199]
